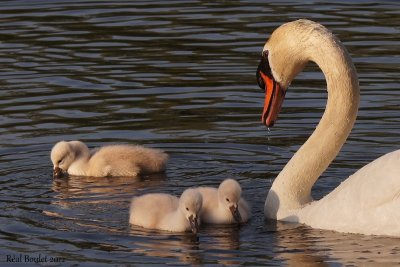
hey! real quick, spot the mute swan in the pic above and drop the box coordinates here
[257,19,400,236]
[129,188,202,233]
[51,141,168,178]
[197,179,250,224]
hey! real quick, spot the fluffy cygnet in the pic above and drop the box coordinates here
[129,188,202,233]
[50,141,168,178]
[197,178,250,224]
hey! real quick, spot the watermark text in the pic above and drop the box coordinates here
[5,254,65,264]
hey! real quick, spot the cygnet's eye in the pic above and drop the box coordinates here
[225,198,230,202]
[57,159,63,164]
[186,207,189,211]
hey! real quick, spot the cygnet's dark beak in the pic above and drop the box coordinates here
[53,167,64,178]
[230,204,242,223]
[188,214,199,234]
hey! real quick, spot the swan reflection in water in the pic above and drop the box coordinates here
[265,219,400,266]
[128,223,242,265]
[45,173,167,231]
[51,173,167,203]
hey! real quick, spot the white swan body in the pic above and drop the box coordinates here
[197,179,250,224]
[299,150,400,236]
[50,140,168,177]
[129,188,202,233]
[258,19,400,236]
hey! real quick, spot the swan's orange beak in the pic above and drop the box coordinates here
[260,72,286,127]
[256,51,286,127]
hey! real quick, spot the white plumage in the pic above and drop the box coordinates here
[197,179,250,224]
[129,188,202,233]
[50,140,168,177]
[261,19,400,236]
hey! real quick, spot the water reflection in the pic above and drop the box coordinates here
[129,229,203,265]
[51,173,167,201]
[200,225,242,266]
[44,174,167,235]
[268,220,400,265]
[128,224,244,265]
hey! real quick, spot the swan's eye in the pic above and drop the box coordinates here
[186,207,189,211]
[225,198,230,202]
[256,50,272,91]
[57,159,63,164]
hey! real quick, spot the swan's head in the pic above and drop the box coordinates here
[50,141,76,178]
[257,19,319,127]
[179,188,203,234]
[218,178,243,223]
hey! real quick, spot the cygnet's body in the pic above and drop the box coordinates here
[129,188,202,233]
[51,141,168,178]
[197,179,250,224]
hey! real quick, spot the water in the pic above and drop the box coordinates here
[0,0,399,265]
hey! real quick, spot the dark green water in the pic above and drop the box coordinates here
[0,0,399,266]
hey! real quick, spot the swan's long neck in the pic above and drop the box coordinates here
[265,21,360,218]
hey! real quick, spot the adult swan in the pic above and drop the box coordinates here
[257,19,400,236]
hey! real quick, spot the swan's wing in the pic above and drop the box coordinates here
[301,149,400,236]
[314,149,400,208]
[129,194,178,228]
[347,149,400,209]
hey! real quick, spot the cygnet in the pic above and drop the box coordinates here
[129,188,202,233]
[197,178,250,224]
[50,140,168,178]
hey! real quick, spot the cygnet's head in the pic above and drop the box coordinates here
[179,188,203,234]
[50,141,76,178]
[218,178,242,222]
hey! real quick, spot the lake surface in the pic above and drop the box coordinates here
[0,0,399,266]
